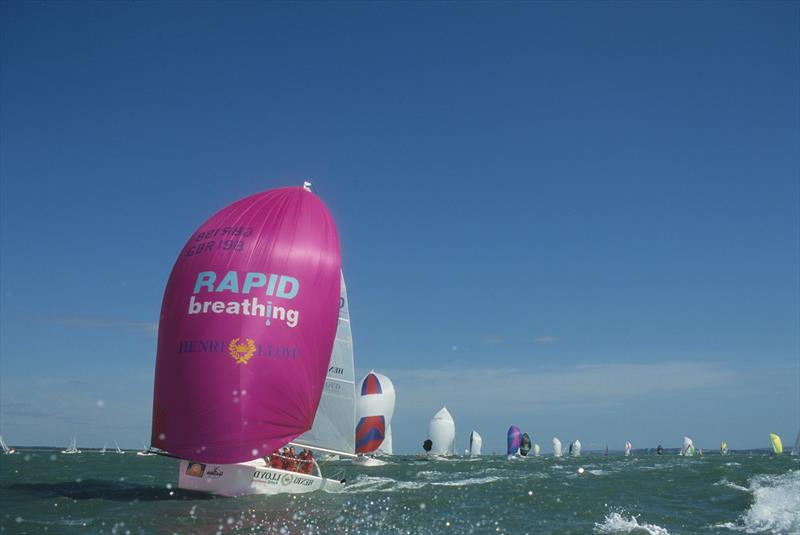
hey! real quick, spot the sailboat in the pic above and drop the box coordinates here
[468,431,482,457]
[507,426,521,459]
[427,407,455,458]
[624,441,632,457]
[520,433,532,457]
[533,443,541,457]
[0,435,17,455]
[769,433,783,455]
[569,440,581,457]
[151,183,349,496]
[353,369,394,467]
[720,441,729,455]
[552,437,563,457]
[62,437,80,454]
[792,431,799,456]
[680,436,695,456]
[114,440,124,454]
[100,443,107,454]
[137,441,156,456]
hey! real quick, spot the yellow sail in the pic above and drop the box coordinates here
[769,433,783,454]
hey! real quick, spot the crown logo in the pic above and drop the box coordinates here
[228,338,256,364]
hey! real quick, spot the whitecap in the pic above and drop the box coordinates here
[713,478,749,492]
[431,476,502,487]
[594,512,670,535]
[738,470,800,534]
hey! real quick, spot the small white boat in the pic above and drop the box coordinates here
[351,455,388,467]
[624,441,632,457]
[62,437,80,454]
[0,435,17,455]
[100,444,107,454]
[137,442,155,456]
[114,441,125,454]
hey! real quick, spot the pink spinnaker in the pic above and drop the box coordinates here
[151,187,341,464]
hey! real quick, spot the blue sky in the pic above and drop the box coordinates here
[1,2,797,454]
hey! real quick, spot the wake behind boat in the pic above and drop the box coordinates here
[150,183,350,497]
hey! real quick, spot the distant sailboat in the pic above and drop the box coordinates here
[137,441,156,456]
[62,437,80,454]
[769,433,783,455]
[793,431,799,456]
[569,440,581,457]
[0,435,17,455]
[354,369,394,467]
[100,443,107,454]
[552,437,563,457]
[624,441,632,457]
[428,407,456,458]
[114,441,124,454]
[520,433,532,457]
[604,445,609,456]
[533,443,541,457]
[680,436,695,456]
[507,426,521,459]
[468,431,482,457]
[720,441,729,455]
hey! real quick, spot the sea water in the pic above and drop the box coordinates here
[1,452,798,534]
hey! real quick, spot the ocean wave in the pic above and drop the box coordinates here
[594,512,670,535]
[738,470,799,534]
[431,476,501,487]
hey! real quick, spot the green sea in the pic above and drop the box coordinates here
[1,451,798,534]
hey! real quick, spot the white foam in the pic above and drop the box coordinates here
[713,478,749,492]
[594,512,670,535]
[739,470,800,534]
[431,476,501,487]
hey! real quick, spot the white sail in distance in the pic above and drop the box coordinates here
[570,440,581,457]
[552,437,562,457]
[793,431,800,456]
[469,431,482,457]
[624,441,632,457]
[428,407,455,456]
[681,436,694,456]
[292,271,356,458]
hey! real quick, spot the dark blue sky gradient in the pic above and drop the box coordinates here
[1,2,797,452]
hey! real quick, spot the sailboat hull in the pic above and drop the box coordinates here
[178,459,345,497]
[352,455,387,467]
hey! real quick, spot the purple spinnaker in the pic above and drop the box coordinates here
[507,426,521,455]
[151,187,341,464]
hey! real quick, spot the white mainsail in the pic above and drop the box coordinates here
[428,407,455,456]
[100,444,107,454]
[533,443,541,457]
[0,435,14,454]
[552,437,562,457]
[469,431,482,457]
[624,441,632,457]
[570,439,581,457]
[356,370,396,455]
[292,271,356,458]
[114,440,124,454]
